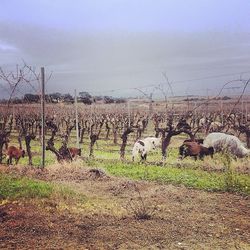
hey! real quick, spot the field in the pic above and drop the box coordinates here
[0,163,249,249]
[0,99,250,249]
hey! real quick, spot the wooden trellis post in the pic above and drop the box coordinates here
[74,89,80,149]
[41,67,45,168]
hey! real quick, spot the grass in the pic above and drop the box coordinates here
[0,173,53,200]
[84,159,250,195]
[0,172,88,208]
[4,131,250,196]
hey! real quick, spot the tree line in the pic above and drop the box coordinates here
[0,91,126,105]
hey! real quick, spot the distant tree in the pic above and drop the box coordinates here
[49,92,62,103]
[93,96,103,101]
[222,96,231,100]
[12,97,23,104]
[79,91,92,99]
[115,98,126,103]
[78,91,92,105]
[23,94,40,103]
[78,97,92,105]
[62,93,74,103]
[77,92,91,104]
[104,96,115,104]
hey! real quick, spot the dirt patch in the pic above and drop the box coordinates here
[0,201,95,249]
[0,164,249,249]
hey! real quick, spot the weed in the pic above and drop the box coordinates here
[125,184,158,220]
[223,154,249,194]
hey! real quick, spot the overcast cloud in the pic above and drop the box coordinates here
[1,0,250,97]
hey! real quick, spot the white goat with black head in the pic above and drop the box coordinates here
[203,132,250,158]
[132,137,161,161]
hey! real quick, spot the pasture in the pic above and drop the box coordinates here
[0,99,250,249]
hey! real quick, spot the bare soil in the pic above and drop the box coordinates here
[0,164,249,249]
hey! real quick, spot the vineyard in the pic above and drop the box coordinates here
[1,98,250,161]
[0,98,250,249]
[1,0,250,248]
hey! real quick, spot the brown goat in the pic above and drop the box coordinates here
[68,147,81,159]
[183,138,204,144]
[179,141,214,160]
[6,146,25,165]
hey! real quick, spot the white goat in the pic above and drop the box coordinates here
[132,137,161,161]
[203,132,250,158]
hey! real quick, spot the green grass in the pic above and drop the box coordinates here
[0,173,87,205]
[0,173,53,199]
[85,160,250,195]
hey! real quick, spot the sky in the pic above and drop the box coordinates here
[0,0,250,98]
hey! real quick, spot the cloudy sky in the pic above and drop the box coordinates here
[1,0,250,97]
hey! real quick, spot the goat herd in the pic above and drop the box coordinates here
[132,132,250,162]
[4,132,250,165]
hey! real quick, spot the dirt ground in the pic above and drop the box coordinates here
[0,164,249,250]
